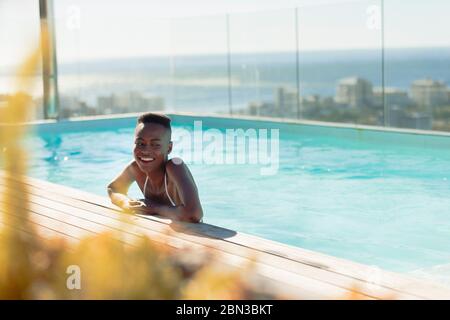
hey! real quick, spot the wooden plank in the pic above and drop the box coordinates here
[0,218,359,300]
[1,194,363,298]
[0,177,438,299]
[0,172,120,210]
[0,215,78,245]
[0,178,428,299]
[1,196,206,251]
[1,205,95,240]
[2,173,450,299]
[0,190,373,299]
[24,177,450,299]
[1,214,325,300]
[0,180,415,299]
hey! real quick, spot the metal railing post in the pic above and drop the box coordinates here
[39,0,60,120]
[226,14,233,116]
[381,0,387,127]
[295,7,301,120]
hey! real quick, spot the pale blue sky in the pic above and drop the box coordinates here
[1,0,449,67]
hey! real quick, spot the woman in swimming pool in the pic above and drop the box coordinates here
[107,113,203,223]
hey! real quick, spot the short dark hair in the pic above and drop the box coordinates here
[137,112,171,130]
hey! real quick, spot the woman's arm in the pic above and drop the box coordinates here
[107,161,139,210]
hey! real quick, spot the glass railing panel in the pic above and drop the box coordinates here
[228,9,298,118]
[298,0,383,126]
[384,0,450,131]
[167,15,228,114]
[53,0,172,118]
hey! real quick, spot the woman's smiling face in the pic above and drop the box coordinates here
[133,122,172,173]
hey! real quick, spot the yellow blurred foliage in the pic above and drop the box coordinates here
[181,262,249,300]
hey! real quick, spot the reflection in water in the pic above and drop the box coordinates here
[40,135,64,183]
[43,135,62,163]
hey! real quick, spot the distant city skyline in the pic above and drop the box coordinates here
[9,73,446,131]
[1,0,450,68]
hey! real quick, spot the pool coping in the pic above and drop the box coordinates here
[21,111,450,151]
[19,111,450,138]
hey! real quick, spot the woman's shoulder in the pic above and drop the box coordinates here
[165,157,190,178]
[167,157,184,165]
[166,157,185,170]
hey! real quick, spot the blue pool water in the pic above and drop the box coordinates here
[26,120,450,274]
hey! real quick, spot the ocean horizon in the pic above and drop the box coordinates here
[1,47,449,113]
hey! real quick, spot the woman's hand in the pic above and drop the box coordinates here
[129,199,160,215]
[121,199,146,212]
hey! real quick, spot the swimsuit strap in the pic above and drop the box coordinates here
[143,175,149,199]
[143,173,176,207]
[164,171,177,206]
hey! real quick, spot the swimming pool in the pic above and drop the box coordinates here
[25,114,450,275]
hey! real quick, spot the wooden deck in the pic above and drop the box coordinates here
[1,172,450,300]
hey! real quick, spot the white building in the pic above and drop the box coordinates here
[97,95,114,114]
[373,87,410,108]
[247,101,274,116]
[274,87,298,117]
[335,77,373,108]
[411,79,448,108]
[388,107,432,130]
[97,91,165,114]
[59,95,85,111]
